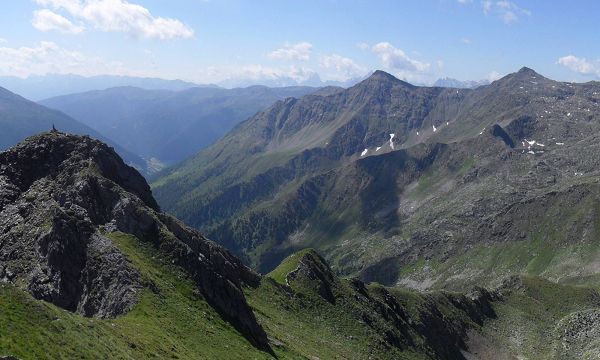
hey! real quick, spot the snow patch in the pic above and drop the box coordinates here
[432,125,437,132]
[376,146,382,152]
[361,148,368,157]
[389,133,395,149]
[556,142,564,145]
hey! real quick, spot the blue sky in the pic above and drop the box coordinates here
[0,0,599,86]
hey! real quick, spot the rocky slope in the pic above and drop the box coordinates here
[153,67,600,290]
[0,132,269,349]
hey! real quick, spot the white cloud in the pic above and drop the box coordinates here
[32,9,84,34]
[0,41,138,78]
[268,42,313,61]
[33,0,194,40]
[204,64,321,87]
[371,42,430,72]
[482,1,530,23]
[486,70,502,82]
[457,0,473,4]
[0,38,6,44]
[356,42,370,51]
[482,0,493,13]
[558,55,600,78]
[461,37,472,44]
[35,0,82,14]
[320,54,367,81]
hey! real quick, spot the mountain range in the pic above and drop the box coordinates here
[40,85,320,168]
[0,86,149,175]
[152,67,600,295]
[0,74,209,101]
[433,77,489,89]
[4,132,600,359]
[217,72,365,89]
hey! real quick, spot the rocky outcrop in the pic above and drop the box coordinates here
[286,249,337,303]
[0,132,269,350]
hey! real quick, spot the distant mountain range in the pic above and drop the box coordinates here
[217,73,365,89]
[41,85,320,168]
[0,72,490,103]
[152,67,600,294]
[0,73,364,101]
[0,85,149,174]
[0,74,211,101]
[433,77,489,88]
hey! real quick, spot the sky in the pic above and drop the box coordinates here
[0,0,599,86]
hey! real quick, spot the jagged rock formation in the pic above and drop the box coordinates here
[0,132,269,349]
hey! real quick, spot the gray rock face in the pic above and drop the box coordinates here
[0,132,269,350]
[0,132,142,317]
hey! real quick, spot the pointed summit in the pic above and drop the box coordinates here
[512,66,544,79]
[369,70,400,81]
[517,66,541,76]
[491,66,549,86]
[514,66,545,79]
[359,70,415,88]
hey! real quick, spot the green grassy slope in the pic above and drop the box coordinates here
[4,241,600,359]
[0,241,488,360]
[0,232,272,360]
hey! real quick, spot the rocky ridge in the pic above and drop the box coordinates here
[0,132,269,349]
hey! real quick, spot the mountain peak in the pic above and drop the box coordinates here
[511,66,544,80]
[518,66,538,74]
[8,131,158,210]
[368,70,402,82]
[492,66,548,85]
[361,70,415,88]
[370,70,398,80]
